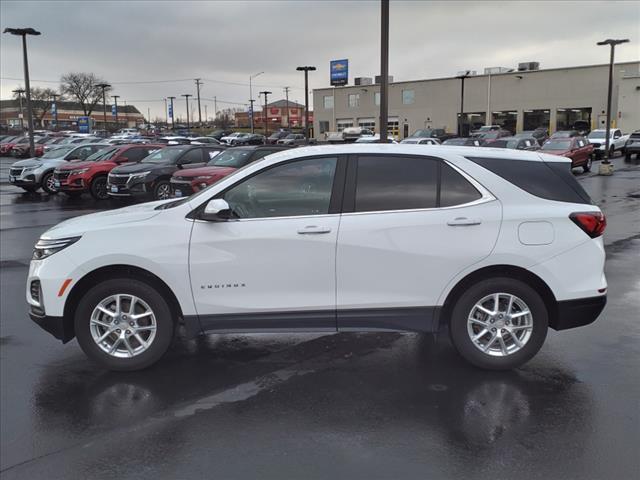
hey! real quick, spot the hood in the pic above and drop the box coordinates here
[112,161,164,174]
[57,160,95,171]
[541,149,570,156]
[42,200,171,239]
[11,158,45,168]
[173,165,236,179]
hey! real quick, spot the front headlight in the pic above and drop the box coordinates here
[33,236,81,260]
[195,176,213,180]
[69,168,90,175]
[23,165,41,172]
[129,171,151,182]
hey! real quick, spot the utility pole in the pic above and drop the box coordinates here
[4,27,41,156]
[249,71,264,133]
[195,78,203,127]
[168,96,176,130]
[96,83,111,132]
[51,93,59,131]
[283,86,290,129]
[455,71,471,136]
[260,91,272,136]
[597,38,630,174]
[112,95,120,131]
[379,0,389,143]
[12,88,25,131]
[164,98,168,127]
[214,96,217,121]
[296,66,316,139]
[182,94,192,132]
[205,104,208,125]
[249,99,255,130]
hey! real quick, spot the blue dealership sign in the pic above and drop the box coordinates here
[168,104,173,119]
[330,59,349,86]
[51,103,57,114]
[111,104,117,116]
[77,116,91,133]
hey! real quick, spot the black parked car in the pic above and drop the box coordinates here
[107,145,226,200]
[442,137,484,147]
[266,130,291,144]
[234,133,265,146]
[408,128,456,142]
[515,128,548,146]
[207,129,234,141]
[484,136,540,151]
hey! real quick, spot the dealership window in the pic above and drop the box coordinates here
[348,94,360,108]
[556,107,592,132]
[319,121,330,134]
[523,109,550,131]
[402,90,415,105]
[323,96,334,109]
[374,92,380,106]
[387,117,400,139]
[336,119,354,132]
[358,118,376,133]
[492,111,518,133]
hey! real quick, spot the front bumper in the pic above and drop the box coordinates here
[30,312,74,343]
[551,295,606,330]
[9,168,43,186]
[106,179,152,197]
[170,179,196,197]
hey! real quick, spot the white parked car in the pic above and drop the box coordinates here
[220,132,250,145]
[27,145,607,371]
[400,137,441,145]
[355,134,398,144]
[587,129,629,157]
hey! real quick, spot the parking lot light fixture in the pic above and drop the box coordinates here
[168,96,176,130]
[249,72,264,133]
[182,94,192,132]
[296,66,316,140]
[12,88,26,131]
[112,95,120,130]
[455,71,471,137]
[260,91,272,136]
[96,83,111,132]
[597,38,630,173]
[4,27,41,157]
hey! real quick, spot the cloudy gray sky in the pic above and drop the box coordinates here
[1,0,639,120]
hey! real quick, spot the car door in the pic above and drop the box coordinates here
[189,155,345,331]
[336,153,501,332]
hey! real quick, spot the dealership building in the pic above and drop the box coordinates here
[312,61,640,139]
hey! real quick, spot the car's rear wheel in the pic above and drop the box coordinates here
[75,278,174,371]
[153,181,171,200]
[449,277,548,370]
[41,172,58,194]
[609,145,615,158]
[90,175,109,200]
[583,156,592,172]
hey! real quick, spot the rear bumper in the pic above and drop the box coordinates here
[551,295,606,330]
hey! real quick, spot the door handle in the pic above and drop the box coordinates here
[297,225,332,234]
[447,217,482,226]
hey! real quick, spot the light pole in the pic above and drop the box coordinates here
[195,78,203,128]
[249,71,264,133]
[4,27,41,157]
[182,94,192,132]
[112,95,120,131]
[260,91,272,137]
[168,96,176,130]
[296,66,316,139]
[51,93,59,131]
[96,83,111,132]
[597,38,630,173]
[456,71,471,136]
[164,98,168,128]
[283,86,290,129]
[12,88,25,131]
[379,0,389,143]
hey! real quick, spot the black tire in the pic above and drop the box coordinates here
[21,186,39,193]
[625,153,631,161]
[64,191,82,198]
[583,156,592,172]
[609,146,615,158]
[449,277,548,370]
[90,175,109,200]
[153,180,171,200]
[75,278,175,371]
[41,171,58,194]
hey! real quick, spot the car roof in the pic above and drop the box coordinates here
[229,145,289,151]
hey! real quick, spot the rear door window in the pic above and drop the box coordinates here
[439,163,483,207]
[180,148,204,164]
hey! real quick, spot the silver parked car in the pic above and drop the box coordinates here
[9,144,109,194]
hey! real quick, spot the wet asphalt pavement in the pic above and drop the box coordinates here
[1,155,639,479]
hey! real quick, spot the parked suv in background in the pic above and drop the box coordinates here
[54,144,165,199]
[587,129,629,158]
[623,130,640,161]
[170,145,288,197]
[107,145,225,200]
[266,130,291,144]
[9,144,108,194]
[11,136,50,158]
[487,137,540,151]
[540,136,594,172]
[515,128,548,146]
[408,128,456,142]
[443,137,484,147]
[27,145,606,371]
[277,133,312,146]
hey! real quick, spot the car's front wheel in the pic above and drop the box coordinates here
[449,277,548,370]
[153,181,171,200]
[41,172,58,194]
[90,175,109,200]
[75,278,175,371]
[583,156,592,172]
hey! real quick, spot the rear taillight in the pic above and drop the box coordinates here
[570,212,606,238]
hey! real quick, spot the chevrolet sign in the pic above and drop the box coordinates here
[330,59,349,86]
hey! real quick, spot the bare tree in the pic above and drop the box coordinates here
[60,72,110,116]
[13,86,60,127]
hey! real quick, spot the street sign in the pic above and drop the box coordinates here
[330,59,349,86]
[111,104,117,116]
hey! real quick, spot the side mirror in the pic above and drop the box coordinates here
[201,198,231,222]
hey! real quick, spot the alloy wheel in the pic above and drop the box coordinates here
[156,184,171,200]
[90,294,157,358]
[467,293,533,357]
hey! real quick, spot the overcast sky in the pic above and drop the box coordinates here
[1,0,639,120]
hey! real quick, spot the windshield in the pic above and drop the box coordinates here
[411,129,432,138]
[481,132,499,139]
[443,138,466,145]
[1,136,17,144]
[86,146,118,162]
[542,140,571,150]
[505,139,520,149]
[142,146,189,164]
[42,146,75,158]
[588,131,606,139]
[208,149,252,167]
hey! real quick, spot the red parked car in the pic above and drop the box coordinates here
[53,144,165,199]
[11,136,51,158]
[170,145,287,197]
[540,136,594,172]
[0,136,29,155]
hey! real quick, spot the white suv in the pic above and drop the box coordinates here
[27,145,607,371]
